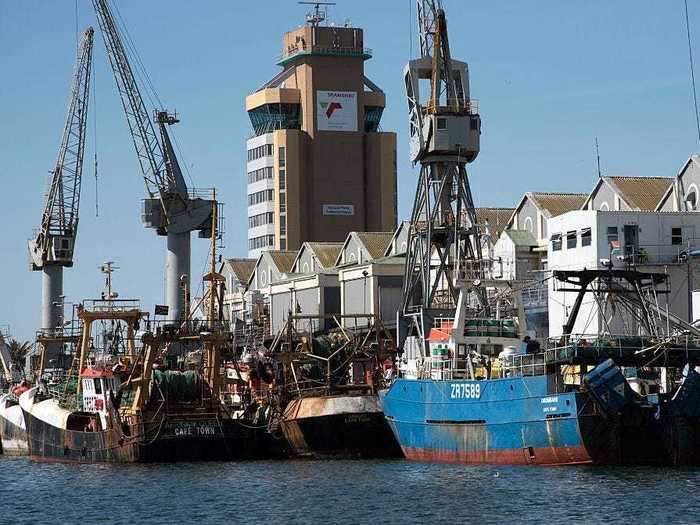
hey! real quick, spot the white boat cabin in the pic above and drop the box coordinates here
[80,368,120,414]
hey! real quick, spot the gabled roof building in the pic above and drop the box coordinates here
[583,176,673,212]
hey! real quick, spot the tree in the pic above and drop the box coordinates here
[8,339,32,373]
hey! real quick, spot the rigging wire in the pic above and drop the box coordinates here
[111,2,165,112]
[170,129,197,190]
[92,46,99,218]
[74,0,79,55]
[409,0,413,60]
[684,0,700,147]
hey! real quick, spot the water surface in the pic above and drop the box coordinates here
[1,458,698,524]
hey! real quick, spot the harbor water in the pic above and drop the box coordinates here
[1,458,699,524]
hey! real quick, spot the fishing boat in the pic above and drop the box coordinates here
[19,362,264,463]
[21,243,273,462]
[0,391,28,456]
[0,329,30,455]
[382,268,700,466]
[270,315,402,458]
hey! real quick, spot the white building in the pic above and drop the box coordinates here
[507,192,588,251]
[220,258,256,324]
[246,134,276,258]
[547,210,700,338]
[657,155,700,211]
[583,176,673,212]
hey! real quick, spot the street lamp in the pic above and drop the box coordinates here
[362,269,369,327]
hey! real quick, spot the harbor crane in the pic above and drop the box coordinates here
[400,0,483,344]
[92,0,214,323]
[28,28,94,359]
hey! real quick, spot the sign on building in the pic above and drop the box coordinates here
[323,204,355,216]
[154,304,169,316]
[317,91,357,132]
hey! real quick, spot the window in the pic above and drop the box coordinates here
[551,234,562,251]
[685,185,698,211]
[280,215,286,235]
[248,212,274,229]
[279,169,286,190]
[437,117,447,130]
[247,189,274,206]
[246,144,273,162]
[672,227,683,245]
[280,239,286,250]
[94,379,102,395]
[279,192,286,212]
[278,146,286,168]
[247,166,273,184]
[566,231,577,249]
[248,235,275,251]
[607,226,618,246]
[581,228,592,247]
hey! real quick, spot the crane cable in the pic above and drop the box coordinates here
[111,2,164,112]
[684,0,700,148]
[93,53,99,218]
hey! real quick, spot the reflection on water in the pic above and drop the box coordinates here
[1,458,699,524]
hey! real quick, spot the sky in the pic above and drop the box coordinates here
[1,0,699,341]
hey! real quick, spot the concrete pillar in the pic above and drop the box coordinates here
[41,265,63,332]
[166,231,191,323]
[41,265,63,365]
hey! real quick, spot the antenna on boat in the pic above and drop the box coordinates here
[684,0,700,148]
[99,261,119,303]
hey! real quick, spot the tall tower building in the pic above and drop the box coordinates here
[245,9,397,258]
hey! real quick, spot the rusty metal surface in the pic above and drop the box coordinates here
[280,394,402,458]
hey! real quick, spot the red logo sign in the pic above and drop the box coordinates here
[325,102,342,119]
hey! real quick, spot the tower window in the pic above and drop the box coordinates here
[279,147,286,168]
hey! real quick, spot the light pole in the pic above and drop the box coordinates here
[362,270,369,328]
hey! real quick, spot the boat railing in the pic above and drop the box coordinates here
[502,352,548,377]
[411,355,499,381]
[81,299,142,313]
[546,333,700,352]
[150,319,232,334]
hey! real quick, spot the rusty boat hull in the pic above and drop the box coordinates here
[280,394,402,459]
[382,375,668,466]
[20,388,267,463]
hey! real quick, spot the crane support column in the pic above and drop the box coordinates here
[399,1,482,349]
[166,231,191,323]
[41,266,63,335]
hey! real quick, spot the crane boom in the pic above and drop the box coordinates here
[92,0,215,324]
[417,0,440,59]
[28,28,94,362]
[29,27,94,270]
[91,0,187,200]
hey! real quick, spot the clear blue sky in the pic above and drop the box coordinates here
[1,0,699,341]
